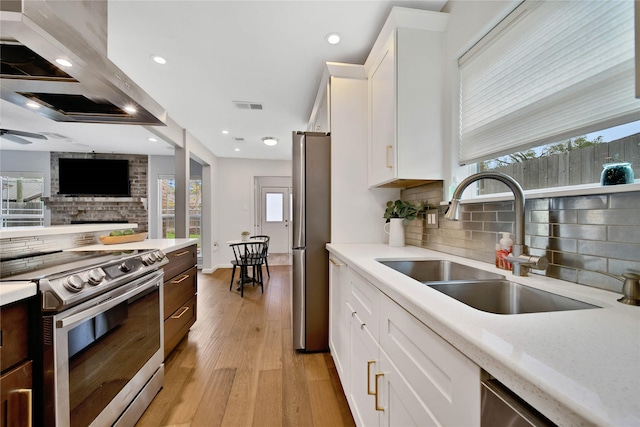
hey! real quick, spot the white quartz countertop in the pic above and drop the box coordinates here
[0,223,136,239]
[64,238,198,253]
[326,243,640,427]
[0,281,37,306]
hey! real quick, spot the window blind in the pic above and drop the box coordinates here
[458,0,638,165]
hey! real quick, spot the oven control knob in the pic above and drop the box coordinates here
[119,261,132,272]
[87,268,106,285]
[64,274,85,292]
[155,250,166,261]
[142,253,157,265]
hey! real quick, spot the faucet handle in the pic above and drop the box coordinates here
[598,271,640,306]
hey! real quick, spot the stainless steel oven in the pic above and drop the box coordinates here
[8,249,167,427]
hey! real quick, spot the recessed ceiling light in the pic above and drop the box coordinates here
[222,130,229,134]
[234,148,240,152]
[326,33,341,45]
[55,58,73,67]
[262,137,278,146]
[124,105,137,114]
[148,137,158,142]
[26,101,41,109]
[152,55,167,65]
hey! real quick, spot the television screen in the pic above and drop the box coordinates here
[58,158,130,196]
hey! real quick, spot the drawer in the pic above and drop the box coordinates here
[0,301,29,373]
[0,360,32,427]
[164,266,197,320]
[348,269,380,339]
[164,295,197,358]
[163,245,197,281]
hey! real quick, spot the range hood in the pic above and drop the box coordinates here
[0,0,166,125]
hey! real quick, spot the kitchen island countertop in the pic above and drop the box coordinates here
[327,243,640,427]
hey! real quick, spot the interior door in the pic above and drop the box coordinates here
[261,186,290,254]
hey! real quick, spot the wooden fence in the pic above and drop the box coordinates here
[479,133,640,194]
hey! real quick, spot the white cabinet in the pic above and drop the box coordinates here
[329,255,350,387]
[328,257,481,427]
[365,10,449,188]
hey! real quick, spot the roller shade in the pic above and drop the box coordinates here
[458,0,638,165]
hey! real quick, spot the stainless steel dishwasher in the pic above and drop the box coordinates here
[481,379,556,427]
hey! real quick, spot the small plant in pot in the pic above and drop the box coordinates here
[241,231,251,241]
[383,200,424,225]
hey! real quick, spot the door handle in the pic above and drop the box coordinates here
[367,360,376,395]
[375,372,384,411]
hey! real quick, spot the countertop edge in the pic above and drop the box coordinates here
[0,282,37,306]
[64,238,199,253]
[326,243,639,427]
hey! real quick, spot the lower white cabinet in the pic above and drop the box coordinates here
[329,255,350,387]
[329,258,481,427]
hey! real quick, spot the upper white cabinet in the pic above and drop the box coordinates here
[365,8,449,188]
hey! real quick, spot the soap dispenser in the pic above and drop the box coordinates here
[497,232,513,270]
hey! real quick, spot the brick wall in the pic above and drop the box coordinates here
[402,182,640,293]
[46,153,148,231]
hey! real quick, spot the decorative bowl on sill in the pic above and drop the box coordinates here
[600,161,634,186]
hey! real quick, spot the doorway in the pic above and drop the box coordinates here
[255,177,292,255]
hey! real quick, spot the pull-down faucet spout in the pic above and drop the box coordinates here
[446,172,548,276]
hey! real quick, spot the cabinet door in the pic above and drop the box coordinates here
[379,296,480,426]
[349,309,380,427]
[368,31,396,187]
[329,256,350,388]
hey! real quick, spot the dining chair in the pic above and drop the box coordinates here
[250,235,270,278]
[229,241,266,297]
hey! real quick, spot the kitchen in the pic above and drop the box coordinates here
[1,1,639,426]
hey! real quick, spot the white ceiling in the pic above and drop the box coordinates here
[0,0,446,160]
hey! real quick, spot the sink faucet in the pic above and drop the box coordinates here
[445,171,548,276]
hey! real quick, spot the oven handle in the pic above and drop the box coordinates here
[57,272,162,329]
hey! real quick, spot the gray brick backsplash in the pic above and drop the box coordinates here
[401,181,639,292]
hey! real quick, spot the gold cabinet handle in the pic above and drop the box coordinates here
[171,306,190,319]
[170,274,190,284]
[329,258,344,266]
[375,372,384,411]
[385,145,393,168]
[8,389,32,427]
[173,250,190,257]
[367,360,376,395]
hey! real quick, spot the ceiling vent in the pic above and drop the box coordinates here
[233,137,246,143]
[233,101,263,110]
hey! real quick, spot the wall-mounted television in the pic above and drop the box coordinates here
[58,158,130,196]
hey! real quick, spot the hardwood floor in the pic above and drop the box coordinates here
[137,265,355,427]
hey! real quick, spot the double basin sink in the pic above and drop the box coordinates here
[379,260,598,315]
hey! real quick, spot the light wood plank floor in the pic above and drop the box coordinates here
[136,265,355,427]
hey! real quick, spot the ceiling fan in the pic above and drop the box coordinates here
[0,128,48,144]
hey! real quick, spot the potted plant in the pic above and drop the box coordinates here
[241,231,251,241]
[384,200,423,225]
[383,200,424,247]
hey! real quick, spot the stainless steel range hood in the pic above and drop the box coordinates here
[0,0,167,125]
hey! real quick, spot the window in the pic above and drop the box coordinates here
[458,0,639,194]
[158,176,202,252]
[0,173,45,228]
[265,192,284,222]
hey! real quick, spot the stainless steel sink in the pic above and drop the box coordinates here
[379,260,505,283]
[429,280,600,314]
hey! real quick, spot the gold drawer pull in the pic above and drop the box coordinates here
[170,274,190,284]
[173,250,190,257]
[375,372,384,411]
[367,360,375,395]
[329,258,344,266]
[171,306,190,319]
[385,145,393,168]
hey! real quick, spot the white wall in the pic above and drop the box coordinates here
[212,157,291,269]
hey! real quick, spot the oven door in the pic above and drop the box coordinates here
[43,270,164,427]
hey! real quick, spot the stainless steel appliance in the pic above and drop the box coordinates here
[481,379,555,426]
[8,249,167,427]
[292,131,331,351]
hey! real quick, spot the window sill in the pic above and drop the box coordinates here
[440,181,640,205]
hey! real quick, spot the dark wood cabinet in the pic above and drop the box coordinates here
[0,299,33,427]
[162,245,198,358]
